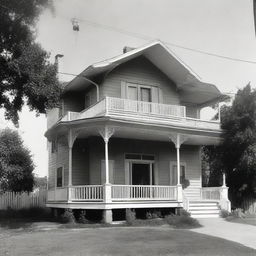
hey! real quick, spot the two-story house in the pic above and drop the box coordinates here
[45,41,230,223]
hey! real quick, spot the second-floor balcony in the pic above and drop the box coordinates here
[51,97,220,131]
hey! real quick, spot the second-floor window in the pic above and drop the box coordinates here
[127,83,152,102]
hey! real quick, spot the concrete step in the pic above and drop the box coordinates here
[191,214,220,218]
[187,200,221,218]
[190,206,219,209]
[189,210,220,214]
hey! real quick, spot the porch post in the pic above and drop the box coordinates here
[170,133,187,202]
[220,172,231,212]
[67,129,78,202]
[99,126,115,203]
[176,137,181,186]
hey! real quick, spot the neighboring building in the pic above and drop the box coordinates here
[45,41,230,222]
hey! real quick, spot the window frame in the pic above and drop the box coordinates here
[56,166,64,188]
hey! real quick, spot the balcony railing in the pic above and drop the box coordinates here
[106,97,186,117]
[61,97,220,131]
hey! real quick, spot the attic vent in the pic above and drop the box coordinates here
[123,46,135,53]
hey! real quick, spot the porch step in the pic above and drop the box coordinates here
[187,200,220,219]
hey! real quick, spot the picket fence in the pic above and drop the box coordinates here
[0,190,47,210]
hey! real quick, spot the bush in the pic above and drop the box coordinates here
[126,209,136,225]
[231,208,246,218]
[165,214,201,229]
[146,210,162,219]
[220,209,230,218]
[78,210,89,224]
[61,209,76,224]
[0,207,51,220]
[178,209,191,217]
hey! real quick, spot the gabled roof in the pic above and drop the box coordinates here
[64,40,227,105]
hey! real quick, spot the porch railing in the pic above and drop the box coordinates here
[70,185,103,201]
[111,185,177,201]
[201,187,221,200]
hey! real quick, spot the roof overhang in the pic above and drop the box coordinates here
[63,40,227,106]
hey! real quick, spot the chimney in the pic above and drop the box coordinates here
[123,46,135,53]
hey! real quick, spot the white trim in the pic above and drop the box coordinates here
[126,160,155,185]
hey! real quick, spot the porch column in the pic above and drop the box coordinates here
[99,126,115,204]
[170,133,187,202]
[67,129,78,202]
[220,173,231,212]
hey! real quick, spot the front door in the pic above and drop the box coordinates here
[130,162,154,185]
[132,163,150,185]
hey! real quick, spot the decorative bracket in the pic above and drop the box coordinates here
[169,133,187,149]
[67,129,81,149]
[99,126,115,143]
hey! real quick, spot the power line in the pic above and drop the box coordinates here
[61,15,256,65]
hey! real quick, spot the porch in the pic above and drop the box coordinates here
[46,121,230,221]
[47,183,229,210]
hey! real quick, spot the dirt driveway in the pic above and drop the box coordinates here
[0,224,255,256]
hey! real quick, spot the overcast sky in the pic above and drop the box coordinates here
[1,0,256,177]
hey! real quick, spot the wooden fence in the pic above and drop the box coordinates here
[0,190,47,210]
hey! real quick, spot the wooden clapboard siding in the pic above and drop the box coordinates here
[72,140,90,185]
[48,135,202,190]
[48,141,56,190]
[88,137,104,184]
[77,137,202,188]
[101,56,180,105]
[57,138,69,187]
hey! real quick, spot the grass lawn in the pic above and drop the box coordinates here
[226,215,256,227]
[0,225,255,256]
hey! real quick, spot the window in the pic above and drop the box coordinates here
[140,87,151,102]
[125,154,154,160]
[126,83,152,102]
[56,167,63,187]
[51,140,58,153]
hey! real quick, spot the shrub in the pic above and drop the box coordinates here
[231,208,246,218]
[146,210,162,219]
[126,209,136,225]
[178,209,191,217]
[78,210,89,224]
[165,214,201,229]
[220,209,230,218]
[61,209,76,224]
[0,207,51,220]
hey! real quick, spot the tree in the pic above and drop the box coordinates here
[0,128,34,192]
[34,175,47,190]
[203,84,256,207]
[0,0,61,125]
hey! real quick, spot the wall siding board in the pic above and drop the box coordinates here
[72,140,90,185]
[73,137,202,188]
[101,56,180,105]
